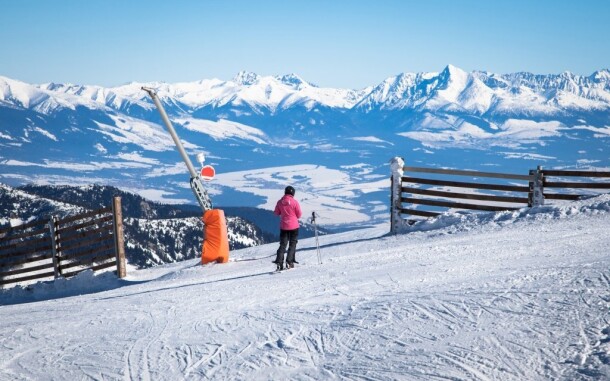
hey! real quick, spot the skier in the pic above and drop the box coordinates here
[272,185,302,270]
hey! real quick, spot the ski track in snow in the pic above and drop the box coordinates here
[1,200,610,380]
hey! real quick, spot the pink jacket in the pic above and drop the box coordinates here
[274,194,302,230]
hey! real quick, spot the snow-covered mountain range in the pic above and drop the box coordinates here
[4,65,609,116]
[1,65,609,226]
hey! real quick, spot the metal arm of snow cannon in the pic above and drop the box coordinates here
[141,87,213,212]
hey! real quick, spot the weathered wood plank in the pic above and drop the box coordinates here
[55,215,113,235]
[0,271,56,286]
[398,208,441,217]
[542,170,610,177]
[0,226,49,242]
[0,262,55,277]
[59,252,115,272]
[543,193,582,201]
[0,219,49,235]
[0,235,50,253]
[58,233,113,254]
[61,260,117,279]
[58,225,113,246]
[59,242,114,261]
[404,166,533,181]
[402,177,530,193]
[0,244,53,261]
[401,186,529,204]
[402,197,520,212]
[543,181,610,189]
[0,253,54,269]
[55,207,111,226]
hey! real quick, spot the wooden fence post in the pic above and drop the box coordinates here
[528,166,545,207]
[390,157,405,234]
[112,197,127,278]
[49,216,61,278]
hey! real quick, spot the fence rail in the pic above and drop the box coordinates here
[390,157,610,233]
[403,166,533,181]
[0,197,126,287]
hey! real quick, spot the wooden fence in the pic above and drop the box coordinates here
[0,197,126,287]
[390,157,610,233]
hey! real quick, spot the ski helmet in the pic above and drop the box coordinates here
[284,186,296,196]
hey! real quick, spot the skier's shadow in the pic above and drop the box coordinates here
[95,271,275,302]
[299,233,389,254]
[231,233,389,263]
[96,234,390,302]
[97,235,389,301]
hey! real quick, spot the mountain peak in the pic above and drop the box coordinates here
[440,64,467,77]
[590,69,610,82]
[435,64,469,91]
[276,73,313,88]
[233,71,260,86]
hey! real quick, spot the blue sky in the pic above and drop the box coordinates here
[1,0,608,89]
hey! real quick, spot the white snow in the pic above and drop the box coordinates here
[349,136,394,145]
[93,72,363,112]
[0,76,49,109]
[3,66,610,121]
[93,115,199,153]
[143,162,193,179]
[399,118,565,149]
[94,143,107,154]
[1,159,151,171]
[1,196,609,379]
[498,151,557,161]
[128,188,192,205]
[427,64,471,108]
[572,124,610,137]
[31,127,58,141]
[174,117,268,144]
[213,164,388,225]
[114,152,160,165]
[0,76,106,113]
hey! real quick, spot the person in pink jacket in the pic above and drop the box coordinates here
[273,185,302,270]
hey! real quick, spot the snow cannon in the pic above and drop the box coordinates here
[201,209,229,264]
[142,87,229,264]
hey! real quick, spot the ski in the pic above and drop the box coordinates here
[272,261,296,272]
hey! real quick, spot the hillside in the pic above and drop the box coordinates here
[1,196,608,379]
[0,183,270,268]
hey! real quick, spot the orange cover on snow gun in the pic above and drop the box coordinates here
[201,209,230,264]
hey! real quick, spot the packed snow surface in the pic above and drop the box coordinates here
[1,196,609,380]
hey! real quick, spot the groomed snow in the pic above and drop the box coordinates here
[1,196,609,380]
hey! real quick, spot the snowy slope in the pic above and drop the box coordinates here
[1,196,609,380]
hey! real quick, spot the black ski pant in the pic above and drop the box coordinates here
[275,228,299,264]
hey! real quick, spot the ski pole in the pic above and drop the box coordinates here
[312,211,322,264]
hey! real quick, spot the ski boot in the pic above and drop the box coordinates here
[273,260,283,271]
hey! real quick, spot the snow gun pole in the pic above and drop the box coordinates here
[141,87,212,212]
[312,211,322,264]
[142,87,229,265]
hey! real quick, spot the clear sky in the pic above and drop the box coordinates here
[1,0,608,89]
